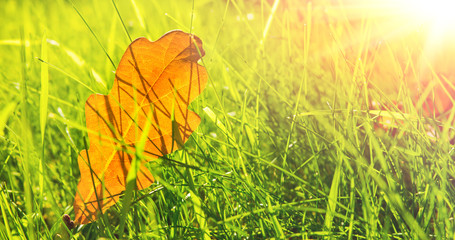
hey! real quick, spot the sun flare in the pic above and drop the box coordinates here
[395,0,455,33]
[405,0,455,22]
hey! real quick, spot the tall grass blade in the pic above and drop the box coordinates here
[39,33,49,205]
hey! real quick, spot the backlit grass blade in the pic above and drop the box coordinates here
[39,32,49,208]
[20,24,35,240]
[0,102,17,136]
[118,97,154,235]
[40,33,48,144]
[71,0,115,69]
[324,156,341,232]
[111,0,132,42]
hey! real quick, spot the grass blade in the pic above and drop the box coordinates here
[0,102,17,136]
[39,33,49,204]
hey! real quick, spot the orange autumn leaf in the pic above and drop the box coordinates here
[73,30,207,224]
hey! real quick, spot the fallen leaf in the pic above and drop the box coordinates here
[74,30,207,224]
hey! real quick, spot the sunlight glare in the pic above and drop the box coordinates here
[400,0,455,31]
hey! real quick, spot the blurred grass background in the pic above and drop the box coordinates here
[1,0,455,239]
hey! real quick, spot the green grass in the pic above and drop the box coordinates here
[1,0,455,239]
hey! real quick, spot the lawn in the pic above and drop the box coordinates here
[1,0,455,239]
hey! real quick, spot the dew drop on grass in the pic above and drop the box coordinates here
[183,193,191,201]
[57,107,64,117]
[64,48,85,66]
[46,39,59,46]
[288,140,297,148]
[91,68,107,93]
